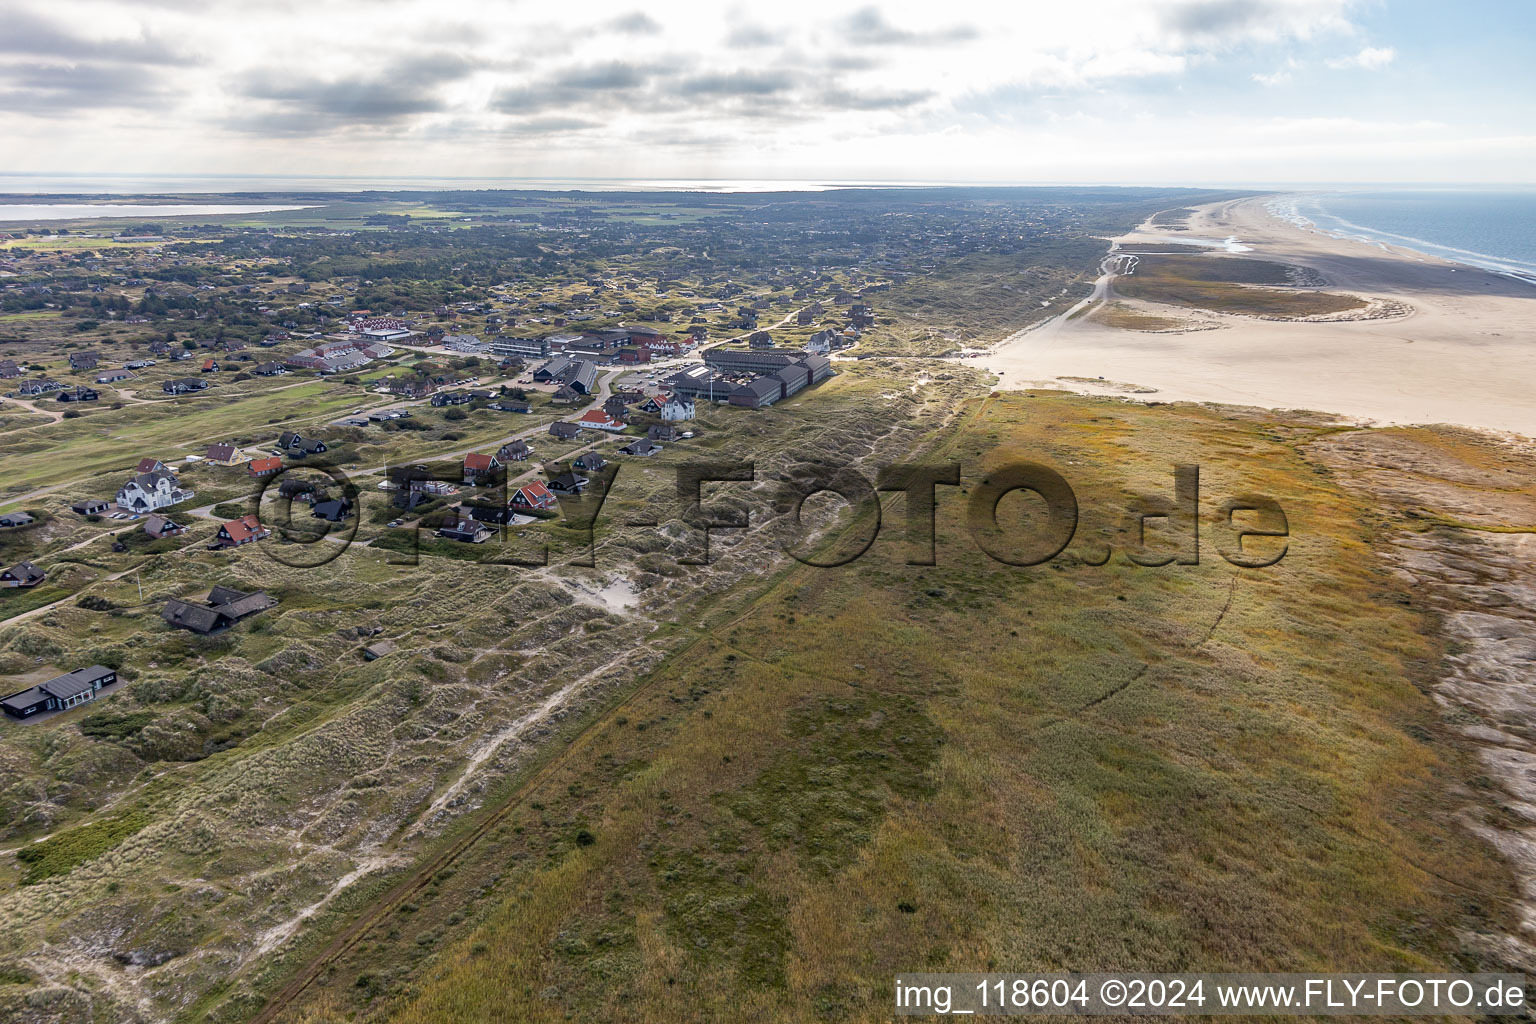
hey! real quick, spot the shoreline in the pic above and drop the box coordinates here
[980,195,1536,440]
[1264,192,1536,288]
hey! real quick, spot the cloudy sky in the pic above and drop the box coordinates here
[1,0,1532,185]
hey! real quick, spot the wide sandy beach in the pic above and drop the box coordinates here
[982,196,1536,438]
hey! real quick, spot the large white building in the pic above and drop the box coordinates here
[115,469,194,514]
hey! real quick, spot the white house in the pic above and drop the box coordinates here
[115,469,195,514]
[660,396,695,422]
[575,409,627,432]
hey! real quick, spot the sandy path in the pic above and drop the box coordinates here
[982,196,1536,438]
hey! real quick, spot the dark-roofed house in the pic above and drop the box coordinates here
[311,498,352,522]
[69,352,101,371]
[0,513,34,528]
[548,421,582,441]
[215,514,269,547]
[1,665,117,719]
[498,440,531,462]
[573,452,606,472]
[143,514,185,539]
[647,424,681,443]
[278,431,328,455]
[488,399,531,413]
[71,498,109,516]
[204,443,246,466]
[547,471,588,496]
[0,561,45,588]
[467,504,522,526]
[437,509,495,543]
[161,586,276,634]
[163,378,208,395]
[618,438,661,457]
[278,478,316,501]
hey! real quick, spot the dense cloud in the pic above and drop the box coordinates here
[0,0,1527,185]
[0,61,171,111]
[0,7,199,65]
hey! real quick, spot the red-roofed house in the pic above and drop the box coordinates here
[462,452,501,484]
[510,481,557,510]
[216,514,269,547]
[136,457,171,474]
[576,409,626,432]
[247,456,283,478]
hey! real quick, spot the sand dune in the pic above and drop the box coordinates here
[983,196,1536,438]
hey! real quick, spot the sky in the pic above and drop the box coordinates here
[1,0,1533,186]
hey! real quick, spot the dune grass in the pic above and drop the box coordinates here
[1114,255,1365,317]
[1090,302,1186,331]
[272,391,1512,1024]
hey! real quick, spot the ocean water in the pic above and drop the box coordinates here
[0,203,314,223]
[1270,190,1536,283]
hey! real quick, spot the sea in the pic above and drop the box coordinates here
[1268,189,1536,284]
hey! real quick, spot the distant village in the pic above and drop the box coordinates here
[0,184,1116,728]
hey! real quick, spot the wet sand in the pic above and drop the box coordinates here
[982,196,1536,438]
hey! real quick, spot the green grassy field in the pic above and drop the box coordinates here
[0,380,371,497]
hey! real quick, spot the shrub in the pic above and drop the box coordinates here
[16,810,151,884]
[79,709,157,742]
